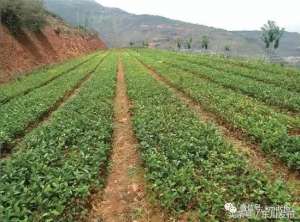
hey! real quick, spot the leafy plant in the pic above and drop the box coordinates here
[0,52,98,104]
[133,49,300,170]
[123,53,292,220]
[0,53,105,154]
[0,54,117,221]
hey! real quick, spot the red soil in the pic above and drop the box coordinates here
[0,18,106,84]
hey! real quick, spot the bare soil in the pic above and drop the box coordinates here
[88,59,166,222]
[0,17,106,84]
[136,58,300,195]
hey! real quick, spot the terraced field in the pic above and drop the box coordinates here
[0,49,299,221]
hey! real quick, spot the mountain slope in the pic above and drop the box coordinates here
[44,0,300,57]
[234,31,300,57]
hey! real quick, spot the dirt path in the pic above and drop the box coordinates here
[135,58,300,195]
[88,58,165,222]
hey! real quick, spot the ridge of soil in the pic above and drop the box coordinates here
[88,58,166,222]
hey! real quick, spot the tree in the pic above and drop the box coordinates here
[224,45,230,52]
[201,35,209,50]
[176,38,182,50]
[129,41,134,47]
[261,20,284,50]
[142,41,149,48]
[186,37,193,50]
[224,45,231,57]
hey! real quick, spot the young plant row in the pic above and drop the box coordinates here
[133,51,300,170]
[0,53,105,154]
[141,49,300,93]
[201,52,300,77]
[0,53,117,221]
[123,54,292,221]
[0,51,100,104]
[138,50,300,113]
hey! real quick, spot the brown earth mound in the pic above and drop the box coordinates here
[0,17,106,84]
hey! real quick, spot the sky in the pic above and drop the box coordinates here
[95,0,300,32]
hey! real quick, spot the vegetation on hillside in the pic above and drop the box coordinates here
[44,0,300,58]
[0,0,46,32]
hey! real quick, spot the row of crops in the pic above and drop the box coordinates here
[163,54,300,113]
[0,53,116,221]
[0,52,98,105]
[0,49,298,221]
[150,49,300,93]
[122,53,295,220]
[0,52,107,156]
[131,49,300,170]
[135,49,300,113]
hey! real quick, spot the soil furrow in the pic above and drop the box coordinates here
[88,58,165,222]
[0,53,100,105]
[0,55,107,158]
[135,58,300,192]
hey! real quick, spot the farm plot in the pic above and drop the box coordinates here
[0,49,299,222]
[0,53,117,221]
[122,53,294,221]
[137,50,300,113]
[145,49,300,93]
[0,52,100,104]
[131,50,300,170]
[0,53,107,157]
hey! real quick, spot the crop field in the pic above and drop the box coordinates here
[0,49,299,221]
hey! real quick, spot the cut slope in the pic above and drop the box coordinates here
[0,15,106,84]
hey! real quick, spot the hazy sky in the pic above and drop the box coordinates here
[95,0,300,32]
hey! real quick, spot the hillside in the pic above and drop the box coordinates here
[0,10,106,83]
[234,30,300,57]
[44,0,300,58]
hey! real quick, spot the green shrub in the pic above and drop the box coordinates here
[0,0,46,32]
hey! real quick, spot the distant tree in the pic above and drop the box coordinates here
[176,38,182,50]
[224,45,231,57]
[201,35,209,50]
[261,20,284,50]
[142,41,149,48]
[224,45,230,52]
[186,37,193,50]
[129,41,134,47]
